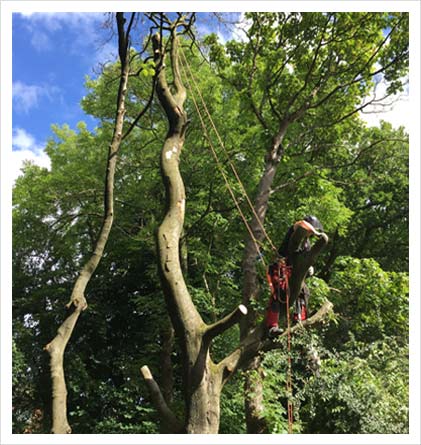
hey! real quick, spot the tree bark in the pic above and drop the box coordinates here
[143,25,249,433]
[244,358,267,434]
[159,321,175,407]
[44,13,131,433]
[240,126,288,433]
[143,17,331,434]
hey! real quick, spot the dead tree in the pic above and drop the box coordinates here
[44,13,134,434]
[141,15,331,434]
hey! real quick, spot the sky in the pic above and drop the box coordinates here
[11,12,117,179]
[10,10,412,184]
[10,11,243,182]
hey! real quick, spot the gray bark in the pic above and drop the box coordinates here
[142,18,331,434]
[45,13,131,433]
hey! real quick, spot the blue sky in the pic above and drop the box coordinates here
[11,11,242,181]
[12,13,112,143]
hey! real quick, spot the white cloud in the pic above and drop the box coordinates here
[30,30,51,51]
[12,128,50,182]
[12,81,43,113]
[18,12,105,33]
[13,81,61,113]
[360,76,410,130]
[17,12,112,67]
[13,128,36,150]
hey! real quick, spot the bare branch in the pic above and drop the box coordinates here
[140,366,183,433]
[205,305,248,340]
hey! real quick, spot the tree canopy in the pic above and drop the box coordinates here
[12,11,409,435]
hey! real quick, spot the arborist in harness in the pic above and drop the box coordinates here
[265,215,325,338]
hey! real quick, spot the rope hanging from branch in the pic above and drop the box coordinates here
[179,48,279,260]
[179,47,295,434]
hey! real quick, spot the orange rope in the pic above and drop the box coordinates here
[284,266,294,434]
[179,58,267,268]
[179,48,278,256]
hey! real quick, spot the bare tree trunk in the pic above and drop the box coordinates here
[185,352,223,434]
[152,26,225,433]
[160,321,175,406]
[142,22,249,433]
[240,128,288,433]
[244,358,267,434]
[44,13,132,433]
[142,15,331,434]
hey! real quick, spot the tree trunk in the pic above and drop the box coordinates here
[240,127,288,432]
[142,16,331,434]
[244,358,267,434]
[159,321,175,406]
[44,13,132,433]
[185,352,223,434]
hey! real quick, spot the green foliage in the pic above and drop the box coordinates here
[299,339,409,433]
[259,256,408,434]
[328,256,408,344]
[291,177,354,237]
[87,384,159,434]
[260,350,291,434]
[306,276,331,309]
[12,12,408,434]
[12,339,36,432]
[219,374,247,434]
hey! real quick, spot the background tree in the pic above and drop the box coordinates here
[204,11,408,432]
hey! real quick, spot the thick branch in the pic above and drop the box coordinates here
[205,305,248,340]
[220,300,334,380]
[141,366,183,433]
[288,229,329,303]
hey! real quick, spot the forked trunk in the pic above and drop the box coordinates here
[142,17,331,434]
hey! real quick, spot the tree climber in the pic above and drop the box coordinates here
[265,215,325,338]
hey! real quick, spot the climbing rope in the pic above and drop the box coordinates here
[179,48,279,257]
[284,265,294,434]
[179,58,266,267]
[180,48,294,434]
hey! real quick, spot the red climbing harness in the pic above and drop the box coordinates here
[265,257,297,434]
[265,258,309,329]
[265,259,291,328]
[266,260,291,301]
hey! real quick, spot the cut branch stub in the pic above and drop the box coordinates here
[140,366,183,433]
[205,304,248,341]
